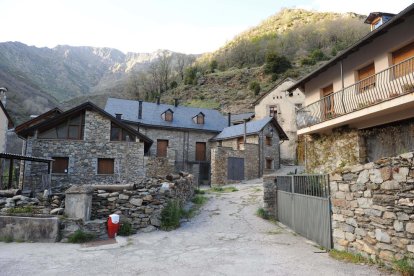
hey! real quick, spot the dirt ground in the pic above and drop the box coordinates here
[0,181,386,276]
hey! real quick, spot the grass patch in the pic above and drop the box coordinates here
[184,99,220,109]
[393,257,414,276]
[210,186,238,193]
[160,199,182,231]
[194,189,206,195]
[266,229,282,235]
[7,206,34,214]
[0,236,14,243]
[256,207,270,220]
[118,222,134,236]
[329,249,372,264]
[192,195,208,205]
[68,230,95,243]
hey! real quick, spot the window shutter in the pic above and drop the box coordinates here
[98,158,114,174]
[52,157,69,173]
[195,142,206,161]
[157,140,168,157]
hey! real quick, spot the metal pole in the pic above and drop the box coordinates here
[8,158,13,189]
[340,61,346,113]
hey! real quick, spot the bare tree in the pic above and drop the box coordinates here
[157,50,172,93]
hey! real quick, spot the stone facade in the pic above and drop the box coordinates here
[304,128,362,173]
[210,124,281,185]
[253,79,305,165]
[137,126,216,184]
[330,152,414,263]
[263,175,277,218]
[23,110,146,191]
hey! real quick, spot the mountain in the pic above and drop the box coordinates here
[0,9,370,124]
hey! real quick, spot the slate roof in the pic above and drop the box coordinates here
[212,117,288,141]
[231,112,255,124]
[105,98,228,132]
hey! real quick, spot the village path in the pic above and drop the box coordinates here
[0,180,387,276]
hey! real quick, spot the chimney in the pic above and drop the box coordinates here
[174,99,179,107]
[0,87,8,107]
[138,100,143,119]
[243,119,247,143]
[227,112,231,127]
[115,113,122,120]
[156,97,160,105]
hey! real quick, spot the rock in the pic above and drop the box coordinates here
[397,212,409,221]
[150,217,160,227]
[130,198,143,206]
[43,190,50,198]
[380,166,392,181]
[338,184,350,192]
[394,220,404,232]
[50,208,64,215]
[119,194,129,200]
[365,209,382,217]
[399,152,413,159]
[338,239,349,246]
[335,191,345,199]
[140,225,156,233]
[357,198,372,209]
[346,218,358,228]
[351,165,364,173]
[109,192,119,197]
[107,197,117,202]
[383,212,396,219]
[330,182,338,192]
[363,190,372,198]
[97,193,109,198]
[381,180,400,190]
[355,228,366,237]
[362,241,376,254]
[407,245,414,253]
[393,167,409,182]
[345,232,355,241]
[343,173,357,181]
[406,222,414,234]
[12,195,29,202]
[375,229,390,243]
[333,214,345,222]
[333,229,345,239]
[330,174,342,181]
[143,195,153,201]
[369,169,383,184]
[379,250,395,262]
[356,170,369,184]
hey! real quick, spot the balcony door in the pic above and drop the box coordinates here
[322,84,334,119]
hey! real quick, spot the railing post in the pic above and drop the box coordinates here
[341,89,346,114]
[291,175,294,194]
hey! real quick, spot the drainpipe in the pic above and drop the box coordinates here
[243,119,247,143]
[340,61,346,113]
[138,100,143,119]
[227,112,231,127]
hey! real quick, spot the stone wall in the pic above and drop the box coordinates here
[263,175,277,218]
[330,152,414,263]
[144,156,175,178]
[304,128,362,173]
[210,143,260,185]
[90,175,195,232]
[25,110,146,192]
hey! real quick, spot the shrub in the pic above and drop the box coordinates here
[249,81,261,95]
[7,206,33,214]
[210,186,238,193]
[184,66,198,85]
[209,60,218,72]
[194,189,206,195]
[160,199,182,231]
[393,257,414,276]
[68,230,95,243]
[118,222,133,236]
[170,81,178,89]
[264,52,292,75]
[256,208,269,220]
[192,195,208,205]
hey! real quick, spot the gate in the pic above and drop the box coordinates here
[227,157,244,181]
[199,162,210,185]
[277,175,332,249]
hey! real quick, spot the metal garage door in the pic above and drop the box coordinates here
[227,157,244,181]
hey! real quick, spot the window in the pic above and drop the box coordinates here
[52,157,69,174]
[265,136,272,146]
[357,63,376,92]
[266,159,273,170]
[110,123,135,141]
[157,139,169,157]
[295,104,303,110]
[269,106,276,118]
[38,112,85,140]
[322,84,334,118]
[197,114,204,124]
[162,110,173,122]
[195,142,206,161]
[392,41,414,78]
[237,137,244,150]
[98,158,114,174]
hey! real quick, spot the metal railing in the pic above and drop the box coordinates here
[297,57,414,129]
[277,174,330,198]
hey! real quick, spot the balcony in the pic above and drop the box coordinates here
[297,57,414,131]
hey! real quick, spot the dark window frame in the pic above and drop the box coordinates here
[97,158,115,175]
[110,123,135,141]
[52,157,69,174]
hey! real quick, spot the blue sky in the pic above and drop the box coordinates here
[0,0,412,54]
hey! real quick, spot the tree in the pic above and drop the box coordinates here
[126,72,141,99]
[209,60,218,72]
[264,52,292,74]
[157,50,172,93]
[184,66,198,85]
[170,80,178,89]
[249,81,261,95]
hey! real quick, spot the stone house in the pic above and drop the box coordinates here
[105,98,228,184]
[16,102,152,191]
[210,117,288,185]
[252,78,305,165]
[287,5,414,173]
[0,90,13,153]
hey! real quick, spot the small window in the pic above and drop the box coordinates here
[195,142,206,161]
[357,63,376,92]
[392,41,414,78]
[237,137,244,150]
[197,114,204,124]
[98,158,114,174]
[157,139,169,157]
[110,123,135,141]
[52,157,69,174]
[269,106,276,118]
[265,136,272,146]
[266,159,273,170]
[163,110,173,122]
[39,112,85,140]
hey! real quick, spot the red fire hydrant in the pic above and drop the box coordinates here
[107,214,120,238]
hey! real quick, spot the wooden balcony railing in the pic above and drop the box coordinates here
[297,57,414,130]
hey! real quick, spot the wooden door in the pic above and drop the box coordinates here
[322,84,334,119]
[195,142,206,161]
[157,140,168,157]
